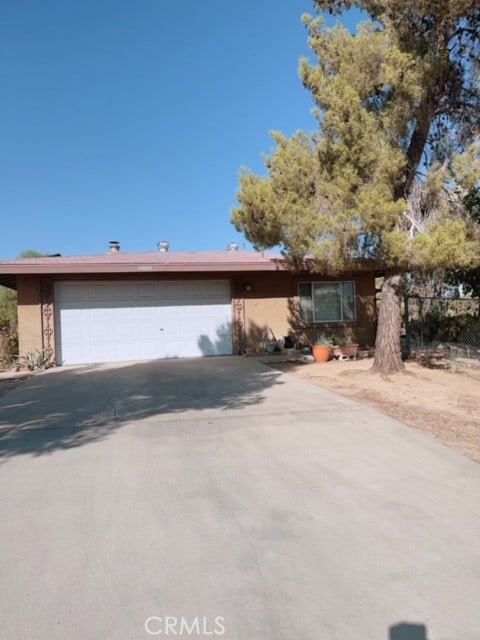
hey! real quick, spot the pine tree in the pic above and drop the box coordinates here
[233,0,480,373]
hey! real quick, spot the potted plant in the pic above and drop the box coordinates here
[312,333,333,362]
[332,336,359,360]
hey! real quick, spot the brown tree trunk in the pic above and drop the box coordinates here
[371,272,406,374]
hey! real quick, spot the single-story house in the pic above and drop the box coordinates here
[0,242,380,366]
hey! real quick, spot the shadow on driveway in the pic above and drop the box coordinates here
[0,357,283,460]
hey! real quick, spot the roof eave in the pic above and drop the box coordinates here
[0,260,290,276]
[0,275,17,290]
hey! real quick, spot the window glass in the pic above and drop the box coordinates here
[299,283,313,323]
[299,281,356,323]
[313,283,341,322]
[341,282,356,321]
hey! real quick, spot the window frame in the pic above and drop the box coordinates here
[298,280,357,325]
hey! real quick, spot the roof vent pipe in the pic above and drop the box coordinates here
[226,242,239,251]
[109,241,120,253]
[157,240,170,252]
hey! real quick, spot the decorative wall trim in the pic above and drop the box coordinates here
[40,278,55,360]
[233,295,245,355]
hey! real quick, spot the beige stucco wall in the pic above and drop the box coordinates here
[16,276,43,356]
[236,271,377,351]
[235,272,294,347]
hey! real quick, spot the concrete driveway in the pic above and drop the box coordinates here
[0,357,479,640]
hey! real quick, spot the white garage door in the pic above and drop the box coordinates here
[54,280,233,365]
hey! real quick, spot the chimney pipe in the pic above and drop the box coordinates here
[157,240,170,252]
[109,241,120,253]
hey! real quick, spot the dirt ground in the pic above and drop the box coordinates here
[270,356,480,463]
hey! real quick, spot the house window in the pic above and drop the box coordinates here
[299,281,356,323]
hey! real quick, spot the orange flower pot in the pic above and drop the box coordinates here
[312,344,332,362]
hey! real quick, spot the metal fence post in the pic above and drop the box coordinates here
[404,295,410,355]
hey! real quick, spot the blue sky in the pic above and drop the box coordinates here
[1,1,362,259]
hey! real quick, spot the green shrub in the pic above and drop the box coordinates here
[20,349,53,371]
[0,323,18,368]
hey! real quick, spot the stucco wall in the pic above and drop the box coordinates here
[235,271,377,351]
[16,276,43,355]
[234,272,294,348]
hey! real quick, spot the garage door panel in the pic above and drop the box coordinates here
[114,322,137,341]
[138,341,162,359]
[137,283,161,299]
[110,283,139,299]
[162,282,187,299]
[56,283,91,301]
[85,283,117,300]
[89,322,112,341]
[59,310,88,339]
[203,281,230,297]
[55,280,232,365]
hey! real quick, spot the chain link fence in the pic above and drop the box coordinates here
[404,296,480,376]
[405,297,480,347]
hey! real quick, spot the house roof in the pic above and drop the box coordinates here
[0,249,383,290]
[0,250,288,288]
